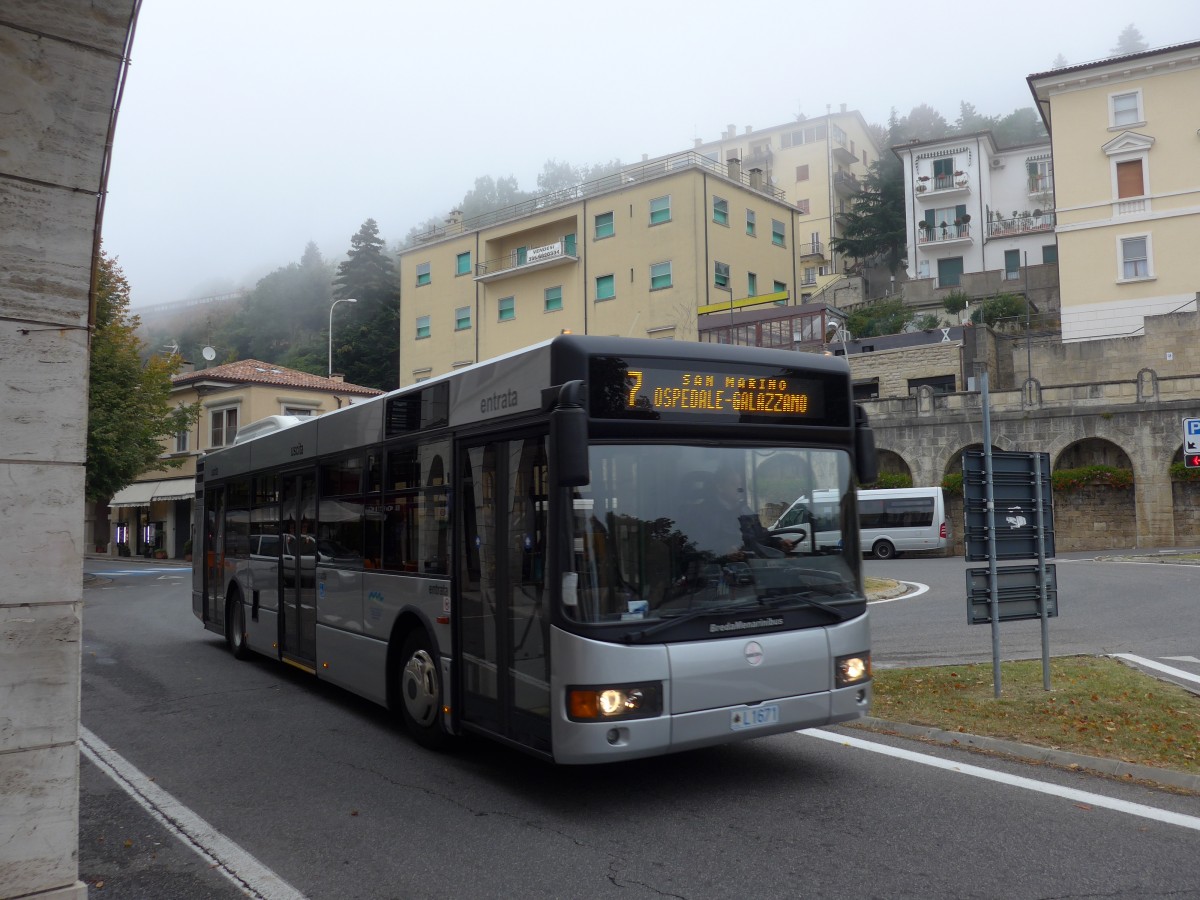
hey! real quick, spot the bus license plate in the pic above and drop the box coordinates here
[731,705,780,731]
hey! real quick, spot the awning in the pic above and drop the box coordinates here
[109,479,193,508]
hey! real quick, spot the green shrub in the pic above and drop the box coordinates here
[941,472,963,495]
[1051,465,1133,493]
[1169,462,1200,483]
[862,472,913,489]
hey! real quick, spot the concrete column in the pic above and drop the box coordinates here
[1,5,137,898]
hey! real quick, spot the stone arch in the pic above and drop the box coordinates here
[1054,438,1132,470]
[942,442,1005,482]
[872,448,913,484]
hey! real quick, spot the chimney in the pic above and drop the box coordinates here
[744,125,752,134]
[446,209,462,226]
[694,138,702,148]
[727,157,742,181]
[329,374,345,384]
[726,123,735,139]
[840,103,847,114]
[748,167,763,191]
[177,360,195,375]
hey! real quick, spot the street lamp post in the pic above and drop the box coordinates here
[328,298,357,377]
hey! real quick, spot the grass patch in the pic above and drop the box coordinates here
[869,656,1200,774]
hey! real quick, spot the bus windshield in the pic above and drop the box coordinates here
[566,444,861,625]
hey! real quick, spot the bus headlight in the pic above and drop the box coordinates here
[567,683,663,721]
[835,652,871,687]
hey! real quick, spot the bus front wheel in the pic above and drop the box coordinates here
[398,630,448,749]
[872,539,896,561]
[226,591,250,660]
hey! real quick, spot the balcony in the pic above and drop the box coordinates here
[833,171,861,195]
[1027,174,1054,196]
[475,242,578,282]
[917,223,973,246]
[985,212,1055,239]
[798,240,824,259]
[915,175,970,200]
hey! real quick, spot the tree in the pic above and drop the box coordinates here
[87,250,198,502]
[894,104,951,142]
[1052,53,1069,69]
[992,107,1047,146]
[845,297,913,338]
[458,174,530,220]
[970,293,1028,327]
[332,219,400,390]
[1110,24,1148,56]
[954,102,996,135]
[830,119,907,275]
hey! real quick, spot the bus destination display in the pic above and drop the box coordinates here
[589,356,831,422]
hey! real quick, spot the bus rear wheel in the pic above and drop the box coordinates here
[872,539,896,560]
[398,630,448,749]
[226,591,250,660]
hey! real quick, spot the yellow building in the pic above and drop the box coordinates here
[104,360,380,557]
[690,108,880,289]
[1028,41,1200,342]
[398,151,853,386]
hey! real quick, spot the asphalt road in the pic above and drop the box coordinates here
[79,557,1200,899]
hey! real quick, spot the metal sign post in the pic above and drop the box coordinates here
[980,372,1002,697]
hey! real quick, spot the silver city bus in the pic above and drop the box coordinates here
[192,335,878,763]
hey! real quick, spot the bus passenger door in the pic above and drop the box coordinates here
[279,469,318,666]
[203,486,226,629]
[457,435,550,753]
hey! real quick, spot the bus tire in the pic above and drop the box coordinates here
[872,539,896,561]
[398,630,448,749]
[226,590,251,660]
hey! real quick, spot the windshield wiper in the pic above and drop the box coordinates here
[757,589,858,622]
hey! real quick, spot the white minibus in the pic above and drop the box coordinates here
[771,486,949,559]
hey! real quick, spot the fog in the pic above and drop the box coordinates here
[101,0,1200,306]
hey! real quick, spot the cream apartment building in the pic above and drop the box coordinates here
[103,360,380,557]
[1028,40,1200,342]
[398,153,840,385]
[690,107,880,293]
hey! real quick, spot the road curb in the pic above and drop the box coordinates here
[849,716,1200,793]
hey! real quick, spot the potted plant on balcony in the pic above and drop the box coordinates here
[915,183,927,193]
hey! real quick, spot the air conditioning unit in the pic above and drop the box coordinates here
[990,158,1004,169]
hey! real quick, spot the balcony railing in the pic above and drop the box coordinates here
[917,223,973,245]
[985,212,1055,238]
[475,243,578,281]
[412,151,786,244]
[798,240,824,258]
[833,171,861,193]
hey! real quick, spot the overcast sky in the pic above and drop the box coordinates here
[102,0,1199,307]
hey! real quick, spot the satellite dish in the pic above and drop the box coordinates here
[201,346,216,361]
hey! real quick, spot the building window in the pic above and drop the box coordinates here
[210,407,238,448]
[416,261,431,286]
[455,306,471,330]
[1004,250,1021,281]
[746,209,756,236]
[795,164,809,181]
[771,219,786,247]
[282,406,317,417]
[937,257,964,288]
[498,296,515,321]
[516,246,527,266]
[714,261,730,289]
[175,429,190,453]
[796,199,810,215]
[853,380,880,401]
[595,273,615,301]
[416,315,431,339]
[1116,159,1144,198]
[1111,90,1142,127]
[773,280,787,305]
[713,196,728,226]
[595,211,614,239]
[564,233,576,256]
[1120,235,1150,280]
[544,286,563,312]
[1042,244,1058,265]
[650,195,671,225]
[747,272,757,296]
[456,252,471,276]
[908,375,955,395]
[802,267,817,286]
[650,261,672,291]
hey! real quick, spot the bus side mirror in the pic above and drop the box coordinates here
[552,380,590,487]
[854,404,878,485]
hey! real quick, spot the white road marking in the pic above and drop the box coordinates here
[1162,656,1200,664]
[1112,654,1200,685]
[869,581,928,604]
[81,727,307,900]
[802,728,1200,832]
